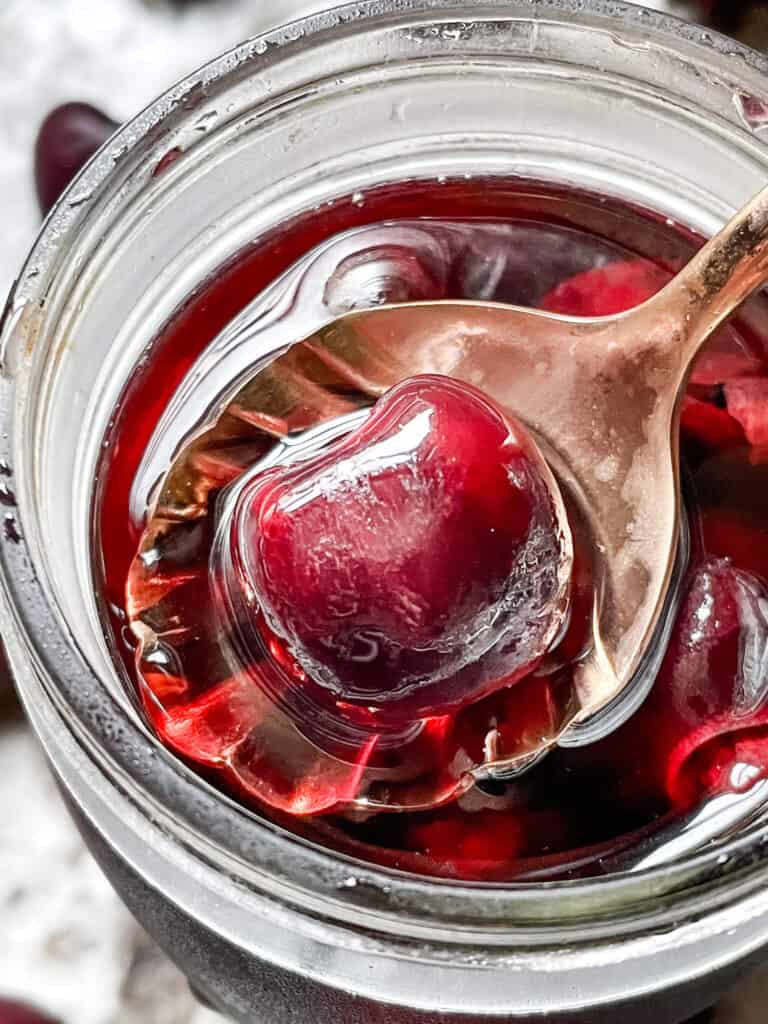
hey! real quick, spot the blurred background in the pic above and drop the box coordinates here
[0,1,766,1022]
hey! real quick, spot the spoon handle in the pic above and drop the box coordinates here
[646,183,768,372]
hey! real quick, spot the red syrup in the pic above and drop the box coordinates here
[97,178,768,881]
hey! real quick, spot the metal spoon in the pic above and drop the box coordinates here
[142,188,768,771]
[300,188,768,761]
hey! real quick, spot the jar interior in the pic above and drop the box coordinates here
[91,166,768,880]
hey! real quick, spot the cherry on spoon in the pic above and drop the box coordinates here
[261,185,768,767]
[137,189,768,789]
[34,102,118,216]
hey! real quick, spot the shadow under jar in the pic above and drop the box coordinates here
[5,2,768,1022]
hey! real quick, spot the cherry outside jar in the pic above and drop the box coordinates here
[4,1,768,1021]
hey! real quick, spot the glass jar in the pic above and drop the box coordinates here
[4,2,768,1021]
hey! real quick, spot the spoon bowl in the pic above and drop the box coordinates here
[140,185,768,780]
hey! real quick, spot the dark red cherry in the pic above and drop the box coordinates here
[232,374,572,727]
[659,559,768,805]
[34,102,118,215]
[565,559,768,811]
[539,258,671,317]
[680,395,746,451]
[703,514,768,581]
[0,644,16,715]
[0,1001,58,1024]
[405,808,527,879]
[705,0,761,37]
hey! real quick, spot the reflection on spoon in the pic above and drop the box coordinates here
[135,188,768,776]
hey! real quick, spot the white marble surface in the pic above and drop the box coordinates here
[0,721,222,1023]
[0,1,764,1021]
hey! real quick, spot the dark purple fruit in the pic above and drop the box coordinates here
[34,102,119,216]
[0,1000,59,1024]
[0,641,16,717]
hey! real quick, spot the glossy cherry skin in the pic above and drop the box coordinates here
[231,374,572,728]
[560,557,768,810]
[539,258,671,318]
[34,102,118,215]
[661,559,768,805]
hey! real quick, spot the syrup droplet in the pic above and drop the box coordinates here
[733,91,768,135]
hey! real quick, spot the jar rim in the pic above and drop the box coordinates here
[4,0,768,948]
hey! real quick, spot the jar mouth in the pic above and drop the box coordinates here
[4,0,768,948]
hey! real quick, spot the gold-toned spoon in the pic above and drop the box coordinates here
[301,188,768,761]
[143,187,768,775]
